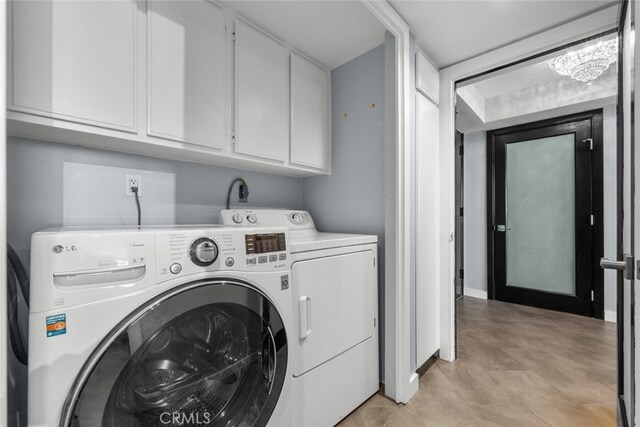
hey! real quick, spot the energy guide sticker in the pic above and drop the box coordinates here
[46,314,67,337]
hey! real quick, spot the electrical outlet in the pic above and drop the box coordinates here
[125,174,142,197]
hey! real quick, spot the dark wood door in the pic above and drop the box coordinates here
[488,111,603,317]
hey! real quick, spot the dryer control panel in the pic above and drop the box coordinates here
[220,209,316,230]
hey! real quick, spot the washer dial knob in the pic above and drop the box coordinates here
[247,214,258,224]
[232,213,244,224]
[189,238,218,266]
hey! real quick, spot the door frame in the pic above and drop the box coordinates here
[617,0,634,424]
[0,0,6,423]
[439,5,618,361]
[486,110,605,318]
[361,1,417,403]
[455,131,464,300]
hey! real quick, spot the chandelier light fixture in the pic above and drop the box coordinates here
[548,39,618,84]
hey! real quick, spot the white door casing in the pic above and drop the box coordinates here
[438,6,618,362]
[0,0,8,423]
[360,0,417,404]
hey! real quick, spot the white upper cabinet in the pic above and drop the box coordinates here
[10,0,137,132]
[234,20,289,163]
[290,53,330,170]
[147,0,226,149]
[8,3,332,176]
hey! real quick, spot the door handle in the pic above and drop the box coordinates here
[494,225,511,232]
[600,254,634,280]
[298,296,311,340]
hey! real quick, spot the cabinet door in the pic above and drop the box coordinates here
[147,1,226,149]
[290,53,330,170]
[234,21,289,162]
[11,0,137,132]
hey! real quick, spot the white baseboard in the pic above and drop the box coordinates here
[605,310,617,323]
[463,288,487,300]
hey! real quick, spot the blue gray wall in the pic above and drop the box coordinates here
[301,45,385,235]
[462,131,488,297]
[462,105,618,317]
[8,137,303,268]
[301,42,388,379]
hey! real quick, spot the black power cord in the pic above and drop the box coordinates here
[131,186,141,227]
[226,178,249,209]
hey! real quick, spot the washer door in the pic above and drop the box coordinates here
[62,279,287,427]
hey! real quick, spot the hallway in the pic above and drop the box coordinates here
[340,297,617,426]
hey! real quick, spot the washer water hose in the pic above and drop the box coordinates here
[8,244,29,365]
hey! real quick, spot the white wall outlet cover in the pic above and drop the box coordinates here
[125,173,142,196]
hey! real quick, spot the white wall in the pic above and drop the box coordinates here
[462,107,618,319]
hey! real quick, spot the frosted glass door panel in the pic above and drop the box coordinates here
[506,134,576,295]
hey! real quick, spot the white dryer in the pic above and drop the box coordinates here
[220,210,379,427]
[28,226,293,427]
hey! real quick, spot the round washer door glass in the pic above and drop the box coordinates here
[62,280,287,427]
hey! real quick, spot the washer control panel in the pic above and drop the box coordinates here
[220,209,316,230]
[155,227,289,280]
[30,226,289,312]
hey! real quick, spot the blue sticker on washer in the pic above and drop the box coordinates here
[46,314,66,337]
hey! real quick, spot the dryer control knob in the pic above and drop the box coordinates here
[232,213,244,224]
[247,214,258,224]
[291,213,305,224]
[189,238,219,266]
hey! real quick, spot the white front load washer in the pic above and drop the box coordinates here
[220,210,379,427]
[28,225,293,427]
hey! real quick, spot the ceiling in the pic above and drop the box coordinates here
[473,62,559,98]
[220,1,386,69]
[455,34,618,133]
[469,32,618,97]
[389,0,617,69]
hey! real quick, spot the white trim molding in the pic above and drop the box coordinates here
[361,0,418,404]
[463,288,488,300]
[438,5,618,363]
[605,311,617,323]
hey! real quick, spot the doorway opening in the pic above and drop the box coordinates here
[453,30,620,424]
